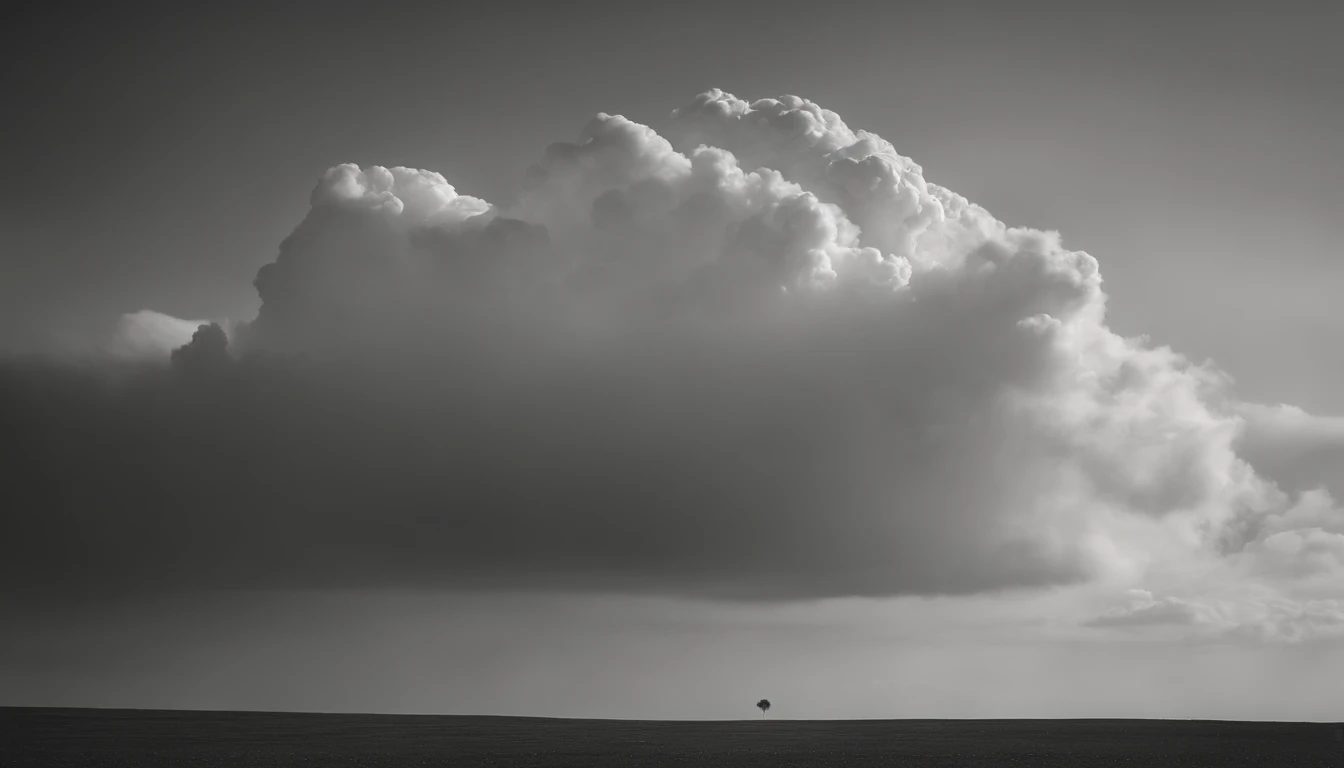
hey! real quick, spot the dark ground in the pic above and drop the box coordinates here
[2,708,1343,767]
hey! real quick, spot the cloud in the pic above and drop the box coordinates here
[1236,403,1344,498]
[107,310,215,360]
[3,91,1343,627]
[1084,590,1200,629]
[1083,586,1344,643]
[170,323,231,378]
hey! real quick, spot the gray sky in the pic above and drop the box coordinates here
[2,1,1343,719]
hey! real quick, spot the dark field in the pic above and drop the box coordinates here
[3,708,1343,767]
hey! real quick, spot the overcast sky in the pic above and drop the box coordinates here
[3,1,1343,720]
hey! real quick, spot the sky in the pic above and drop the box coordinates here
[2,1,1343,720]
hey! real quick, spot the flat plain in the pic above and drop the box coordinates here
[3,707,1342,767]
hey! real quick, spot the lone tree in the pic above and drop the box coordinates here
[756,699,771,719]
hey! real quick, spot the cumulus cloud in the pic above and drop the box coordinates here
[108,310,216,360]
[3,91,1342,632]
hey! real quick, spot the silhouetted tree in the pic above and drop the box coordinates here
[757,699,771,719]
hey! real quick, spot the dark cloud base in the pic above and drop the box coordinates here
[0,335,1084,602]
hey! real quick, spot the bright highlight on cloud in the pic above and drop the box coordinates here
[3,91,1342,640]
[107,309,217,360]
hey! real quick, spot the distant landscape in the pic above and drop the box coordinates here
[3,708,1342,767]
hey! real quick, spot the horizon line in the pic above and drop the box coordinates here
[3,706,1339,725]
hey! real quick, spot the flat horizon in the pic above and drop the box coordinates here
[7,707,1342,766]
[5,706,1341,724]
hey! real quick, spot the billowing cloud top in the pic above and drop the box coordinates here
[4,91,1343,640]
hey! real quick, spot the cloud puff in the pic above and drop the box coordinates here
[1236,403,1344,499]
[1084,590,1201,629]
[107,310,216,360]
[3,91,1342,629]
